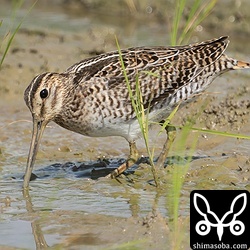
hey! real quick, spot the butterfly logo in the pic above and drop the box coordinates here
[193,193,247,241]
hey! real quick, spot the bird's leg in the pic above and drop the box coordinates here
[156,122,176,169]
[107,141,139,179]
[128,141,139,162]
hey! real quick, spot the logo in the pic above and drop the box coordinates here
[190,190,249,249]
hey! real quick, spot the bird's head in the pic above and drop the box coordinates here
[24,72,69,123]
[23,72,70,188]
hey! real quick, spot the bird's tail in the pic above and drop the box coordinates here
[232,60,250,70]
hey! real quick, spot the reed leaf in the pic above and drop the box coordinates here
[0,0,37,68]
[171,0,217,45]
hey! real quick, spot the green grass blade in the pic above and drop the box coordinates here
[178,0,201,44]
[179,0,217,44]
[185,0,201,25]
[115,37,136,108]
[181,0,217,42]
[189,127,250,140]
[116,37,160,185]
[171,0,217,45]
[0,0,37,68]
[0,22,22,67]
[167,114,199,249]
[171,0,186,45]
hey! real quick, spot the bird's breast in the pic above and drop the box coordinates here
[54,102,141,141]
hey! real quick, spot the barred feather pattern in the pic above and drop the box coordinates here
[24,36,249,141]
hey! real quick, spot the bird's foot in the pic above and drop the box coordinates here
[156,125,176,168]
[106,157,137,179]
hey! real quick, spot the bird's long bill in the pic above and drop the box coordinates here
[23,117,47,189]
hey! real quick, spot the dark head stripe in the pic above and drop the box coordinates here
[24,72,53,110]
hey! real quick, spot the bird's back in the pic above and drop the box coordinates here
[65,37,233,115]
[55,36,249,140]
[66,36,229,80]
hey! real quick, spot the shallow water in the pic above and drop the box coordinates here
[0,1,250,249]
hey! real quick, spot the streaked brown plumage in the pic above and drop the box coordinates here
[23,36,250,188]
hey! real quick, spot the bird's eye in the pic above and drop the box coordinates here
[40,89,48,99]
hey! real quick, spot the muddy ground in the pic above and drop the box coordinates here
[0,1,249,249]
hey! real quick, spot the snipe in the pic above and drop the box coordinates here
[23,36,249,188]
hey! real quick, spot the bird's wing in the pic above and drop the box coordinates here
[70,36,229,110]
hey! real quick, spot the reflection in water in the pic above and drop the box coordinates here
[23,189,48,249]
